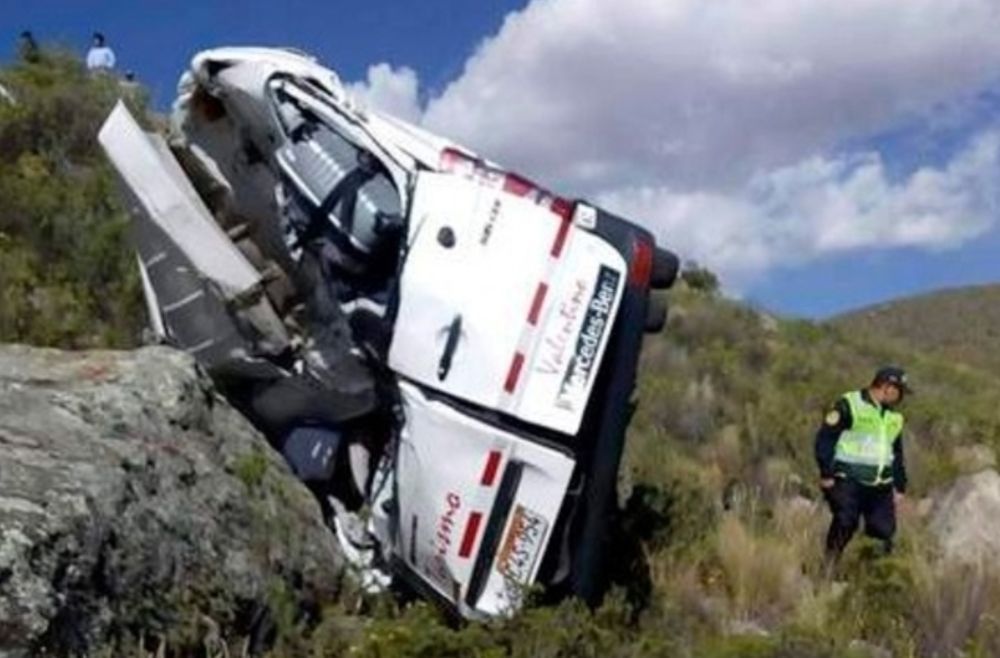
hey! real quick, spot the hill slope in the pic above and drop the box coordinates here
[831,283,1000,374]
[0,49,146,348]
[632,284,1000,505]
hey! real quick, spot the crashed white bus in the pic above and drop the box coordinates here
[99,47,678,620]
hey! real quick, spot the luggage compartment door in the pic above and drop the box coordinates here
[394,383,575,617]
[389,172,626,436]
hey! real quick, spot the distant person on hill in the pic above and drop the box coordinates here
[86,32,116,72]
[815,366,911,565]
[120,70,141,97]
[18,30,40,63]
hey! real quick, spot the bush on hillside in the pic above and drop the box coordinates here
[680,261,720,294]
[0,48,146,348]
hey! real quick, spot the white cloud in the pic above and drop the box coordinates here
[597,130,1000,284]
[422,0,1000,193]
[351,0,1000,286]
[347,63,422,124]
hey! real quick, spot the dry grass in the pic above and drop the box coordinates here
[714,511,814,625]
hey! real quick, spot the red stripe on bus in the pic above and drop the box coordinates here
[458,512,484,558]
[503,352,525,393]
[551,217,572,257]
[481,451,502,487]
[503,173,536,197]
[440,147,474,172]
[550,197,574,220]
[527,283,548,326]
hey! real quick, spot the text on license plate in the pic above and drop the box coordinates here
[495,504,549,584]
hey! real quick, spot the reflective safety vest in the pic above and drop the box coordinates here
[833,391,904,486]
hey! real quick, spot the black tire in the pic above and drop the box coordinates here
[650,247,680,290]
[644,296,667,333]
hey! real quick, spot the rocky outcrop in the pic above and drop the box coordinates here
[928,469,1000,565]
[0,346,343,656]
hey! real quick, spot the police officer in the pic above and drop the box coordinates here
[815,366,911,562]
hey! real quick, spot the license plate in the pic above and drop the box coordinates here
[496,504,549,585]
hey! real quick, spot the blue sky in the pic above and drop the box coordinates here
[4,0,999,319]
[2,1,526,105]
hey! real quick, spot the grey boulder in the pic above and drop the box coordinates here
[928,469,1000,565]
[0,345,343,656]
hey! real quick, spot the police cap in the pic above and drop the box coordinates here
[872,366,912,394]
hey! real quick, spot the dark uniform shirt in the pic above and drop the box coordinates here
[814,388,907,493]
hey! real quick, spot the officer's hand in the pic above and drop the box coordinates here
[893,490,906,507]
[819,478,835,490]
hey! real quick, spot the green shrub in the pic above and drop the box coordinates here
[681,261,721,294]
[0,47,146,348]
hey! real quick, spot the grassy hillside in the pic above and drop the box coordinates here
[4,51,1000,657]
[634,285,1000,501]
[0,48,146,348]
[832,284,1000,375]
